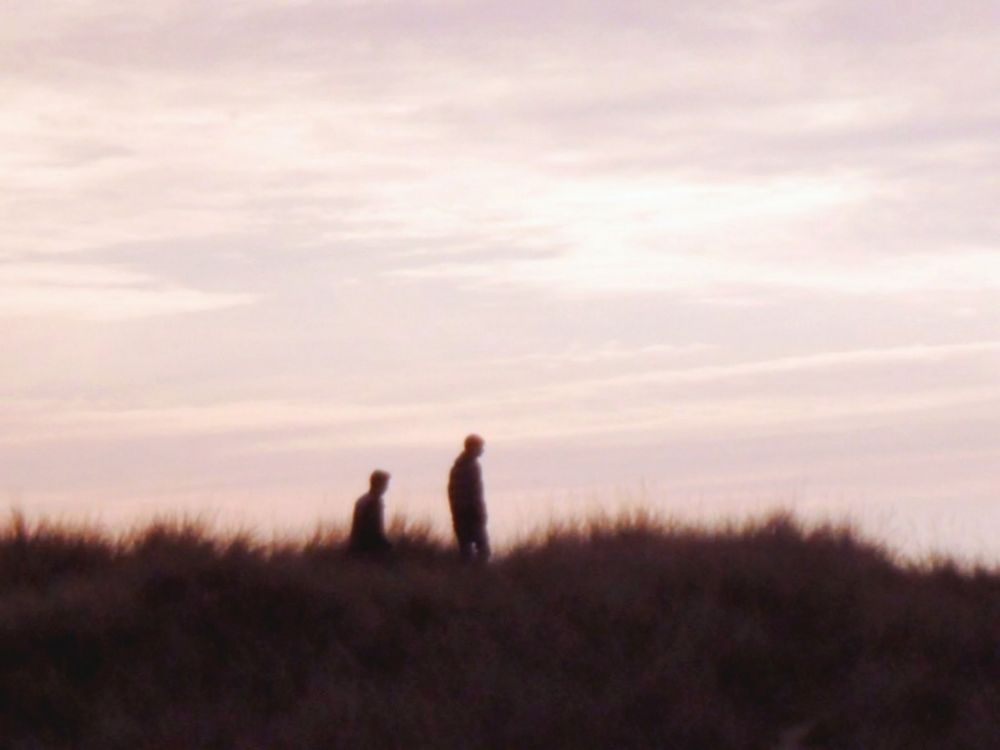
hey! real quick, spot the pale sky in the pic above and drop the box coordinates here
[2,1,999,558]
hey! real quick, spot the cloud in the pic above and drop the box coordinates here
[396,243,1000,298]
[482,342,712,368]
[4,0,995,274]
[5,339,996,446]
[1,0,998,535]
[528,340,1000,399]
[0,262,255,320]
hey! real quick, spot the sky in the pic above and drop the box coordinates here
[2,0,999,558]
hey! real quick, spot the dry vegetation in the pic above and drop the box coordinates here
[1,511,998,749]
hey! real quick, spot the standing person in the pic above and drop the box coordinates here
[349,470,393,555]
[448,434,490,562]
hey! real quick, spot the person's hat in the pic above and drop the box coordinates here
[370,469,391,484]
[464,434,484,450]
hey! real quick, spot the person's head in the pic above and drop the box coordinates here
[369,470,391,495]
[464,434,485,457]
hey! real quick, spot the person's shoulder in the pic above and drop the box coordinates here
[356,492,373,506]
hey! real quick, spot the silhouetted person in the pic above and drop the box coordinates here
[448,434,490,562]
[349,470,392,555]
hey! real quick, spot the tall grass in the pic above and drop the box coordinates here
[0,511,997,749]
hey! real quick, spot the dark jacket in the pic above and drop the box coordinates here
[349,493,391,553]
[448,452,486,531]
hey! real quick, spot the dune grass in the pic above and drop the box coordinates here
[0,511,997,749]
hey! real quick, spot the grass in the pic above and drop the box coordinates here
[1,511,997,749]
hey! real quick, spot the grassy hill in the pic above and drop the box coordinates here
[1,512,997,749]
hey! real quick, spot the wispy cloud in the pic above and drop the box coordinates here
[0,262,255,320]
[521,340,1000,400]
[5,340,996,445]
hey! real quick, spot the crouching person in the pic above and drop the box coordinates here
[349,470,393,556]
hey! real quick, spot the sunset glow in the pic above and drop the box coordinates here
[2,0,998,559]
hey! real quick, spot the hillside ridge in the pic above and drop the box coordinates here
[2,512,998,748]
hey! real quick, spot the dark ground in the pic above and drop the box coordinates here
[1,512,998,749]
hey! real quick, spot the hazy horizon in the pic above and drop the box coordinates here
[2,1,998,560]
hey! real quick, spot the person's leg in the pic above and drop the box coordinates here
[473,526,490,562]
[456,530,475,562]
